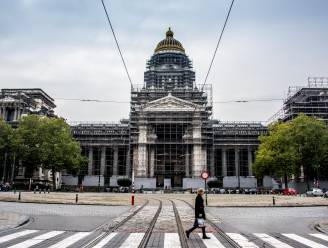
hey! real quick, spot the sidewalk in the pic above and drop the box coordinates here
[0,212,30,231]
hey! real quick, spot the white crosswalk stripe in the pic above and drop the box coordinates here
[93,232,117,248]
[253,233,293,248]
[164,233,181,248]
[311,233,328,242]
[283,233,328,248]
[47,232,91,248]
[7,231,64,248]
[0,229,327,248]
[119,233,144,248]
[198,233,225,248]
[0,230,38,244]
[226,233,259,248]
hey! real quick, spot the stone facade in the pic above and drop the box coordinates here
[68,29,267,189]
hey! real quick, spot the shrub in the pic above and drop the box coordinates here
[117,178,132,187]
[207,179,223,188]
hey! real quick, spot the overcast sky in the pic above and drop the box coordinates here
[1,0,327,123]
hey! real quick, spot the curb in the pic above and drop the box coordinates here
[207,205,328,208]
[16,215,31,228]
[0,199,136,207]
[314,223,328,234]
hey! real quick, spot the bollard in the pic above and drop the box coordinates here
[272,196,275,206]
[75,194,78,203]
[18,192,21,201]
[131,194,135,206]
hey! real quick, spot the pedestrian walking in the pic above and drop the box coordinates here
[185,188,210,239]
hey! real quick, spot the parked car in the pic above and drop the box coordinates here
[306,188,324,197]
[249,188,257,194]
[283,188,298,195]
[323,191,328,198]
[219,188,226,194]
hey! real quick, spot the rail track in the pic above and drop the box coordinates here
[169,199,189,248]
[175,198,241,248]
[82,200,150,248]
[137,199,162,248]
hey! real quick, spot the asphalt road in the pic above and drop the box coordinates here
[207,206,328,234]
[1,201,327,234]
[0,202,130,232]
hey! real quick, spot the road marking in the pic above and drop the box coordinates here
[283,233,328,248]
[7,231,64,248]
[93,233,117,248]
[164,233,181,248]
[311,233,328,242]
[0,230,38,244]
[47,232,90,248]
[119,233,144,248]
[226,233,259,248]
[253,233,293,248]
[198,233,225,248]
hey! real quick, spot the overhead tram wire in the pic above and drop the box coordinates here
[201,0,235,92]
[101,0,133,88]
[54,97,283,104]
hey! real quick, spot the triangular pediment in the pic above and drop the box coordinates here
[144,93,197,112]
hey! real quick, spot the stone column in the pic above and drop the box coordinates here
[149,146,155,177]
[126,147,130,177]
[88,147,93,176]
[192,114,205,177]
[235,148,239,177]
[185,145,190,177]
[209,147,215,177]
[136,125,148,177]
[14,107,18,121]
[222,148,227,176]
[113,146,119,176]
[248,148,253,176]
[100,147,106,176]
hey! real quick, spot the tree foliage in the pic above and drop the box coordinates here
[253,114,328,189]
[15,115,86,188]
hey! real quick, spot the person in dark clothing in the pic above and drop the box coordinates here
[185,188,210,239]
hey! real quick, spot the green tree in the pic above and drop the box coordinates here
[38,117,86,189]
[16,115,86,189]
[289,114,328,189]
[253,122,299,189]
[253,114,328,190]
[16,115,43,178]
[0,119,16,182]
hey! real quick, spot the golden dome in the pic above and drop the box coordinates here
[154,28,185,53]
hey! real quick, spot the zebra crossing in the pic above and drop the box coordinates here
[0,229,327,248]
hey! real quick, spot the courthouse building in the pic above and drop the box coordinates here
[66,28,267,190]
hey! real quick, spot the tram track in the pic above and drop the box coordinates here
[81,199,149,248]
[169,199,190,248]
[137,199,162,248]
[175,198,241,248]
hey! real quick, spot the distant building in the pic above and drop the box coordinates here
[0,89,57,186]
[0,88,56,127]
[269,77,328,124]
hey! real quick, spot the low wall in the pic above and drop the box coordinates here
[134,178,156,189]
[223,176,257,188]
